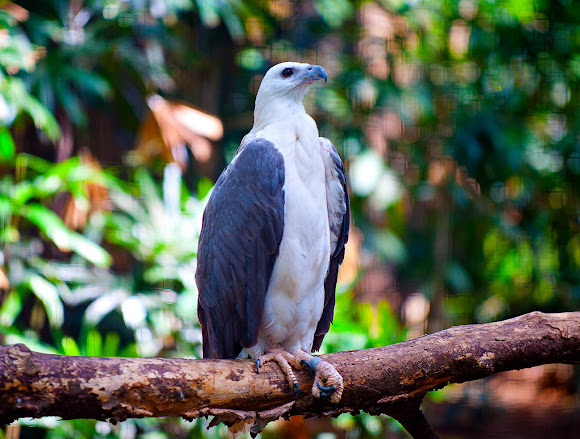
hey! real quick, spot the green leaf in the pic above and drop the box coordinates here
[63,66,113,99]
[84,290,127,326]
[20,203,71,244]
[53,78,87,127]
[25,273,64,328]
[0,290,23,327]
[22,203,112,267]
[144,265,180,283]
[0,225,18,243]
[2,78,60,141]
[0,127,15,162]
[66,233,112,268]
[218,1,245,41]
[16,153,52,173]
[236,49,266,71]
[313,0,355,27]
[103,332,121,357]
[10,181,35,205]
[109,189,149,223]
[194,0,221,28]
[31,174,63,197]
[197,177,214,199]
[23,95,61,141]
[61,336,82,356]
[69,180,90,212]
[0,195,13,217]
[85,329,103,357]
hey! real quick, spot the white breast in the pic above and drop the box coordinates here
[254,114,331,354]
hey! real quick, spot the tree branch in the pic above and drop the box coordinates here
[2,311,579,438]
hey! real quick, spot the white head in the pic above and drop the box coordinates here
[253,62,327,124]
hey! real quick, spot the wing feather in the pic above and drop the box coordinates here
[196,138,285,359]
[313,138,350,352]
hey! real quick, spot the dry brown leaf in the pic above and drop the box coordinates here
[136,94,223,170]
[0,2,29,22]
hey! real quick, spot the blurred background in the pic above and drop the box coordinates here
[0,0,579,437]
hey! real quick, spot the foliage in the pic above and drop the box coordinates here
[96,163,205,359]
[0,155,111,343]
[18,0,186,128]
[0,4,59,161]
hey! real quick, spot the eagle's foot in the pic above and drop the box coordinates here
[257,349,343,403]
[309,358,343,403]
[256,351,300,399]
[295,352,344,403]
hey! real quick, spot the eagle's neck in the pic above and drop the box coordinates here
[241,87,319,164]
[252,94,307,131]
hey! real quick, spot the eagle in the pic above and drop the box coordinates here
[196,62,350,404]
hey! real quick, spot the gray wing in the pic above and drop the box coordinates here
[313,138,350,352]
[196,138,285,359]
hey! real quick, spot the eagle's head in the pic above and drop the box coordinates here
[255,62,327,111]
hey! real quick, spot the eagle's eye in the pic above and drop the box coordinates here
[281,68,294,78]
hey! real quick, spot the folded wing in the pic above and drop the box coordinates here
[196,139,285,359]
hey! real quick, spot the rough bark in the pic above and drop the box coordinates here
[1,311,579,438]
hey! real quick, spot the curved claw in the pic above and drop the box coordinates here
[256,359,261,374]
[294,383,300,400]
[317,382,336,393]
[317,381,336,398]
[301,356,323,373]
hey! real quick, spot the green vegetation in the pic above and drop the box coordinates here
[0,0,579,437]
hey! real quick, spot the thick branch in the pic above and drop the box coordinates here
[2,311,579,435]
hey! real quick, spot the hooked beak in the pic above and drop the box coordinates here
[303,65,328,84]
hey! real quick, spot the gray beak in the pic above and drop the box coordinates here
[305,65,328,83]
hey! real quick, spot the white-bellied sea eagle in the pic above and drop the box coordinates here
[196,62,350,409]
